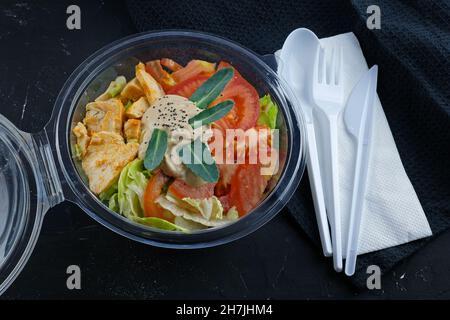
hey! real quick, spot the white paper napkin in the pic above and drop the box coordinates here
[277,32,432,255]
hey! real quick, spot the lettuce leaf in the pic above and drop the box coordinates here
[257,94,278,129]
[131,216,187,232]
[156,193,238,227]
[182,196,223,221]
[108,193,119,212]
[73,144,82,160]
[108,76,127,97]
[225,207,239,220]
[95,76,127,101]
[99,181,118,202]
[174,216,206,231]
[117,159,150,218]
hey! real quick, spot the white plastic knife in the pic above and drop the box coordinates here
[343,65,378,276]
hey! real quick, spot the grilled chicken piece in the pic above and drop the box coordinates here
[82,131,139,194]
[83,98,124,136]
[121,77,144,102]
[135,62,165,104]
[72,122,90,158]
[125,96,149,119]
[124,119,141,142]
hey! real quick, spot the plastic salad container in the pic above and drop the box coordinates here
[0,30,306,294]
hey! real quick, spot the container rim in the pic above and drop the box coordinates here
[50,30,307,248]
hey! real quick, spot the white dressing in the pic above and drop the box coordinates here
[139,95,212,184]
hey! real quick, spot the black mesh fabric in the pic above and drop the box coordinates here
[126,0,450,288]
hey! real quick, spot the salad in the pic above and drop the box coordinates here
[72,58,279,232]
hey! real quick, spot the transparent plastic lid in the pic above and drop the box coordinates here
[0,114,63,295]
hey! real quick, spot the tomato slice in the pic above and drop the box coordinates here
[171,60,216,83]
[212,61,259,131]
[160,58,183,72]
[229,163,268,216]
[168,179,216,199]
[145,60,176,91]
[219,194,231,213]
[167,75,209,98]
[214,163,238,197]
[237,126,273,164]
[143,170,170,218]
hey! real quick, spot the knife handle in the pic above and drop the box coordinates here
[345,137,372,276]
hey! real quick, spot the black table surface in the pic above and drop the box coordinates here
[1,0,449,299]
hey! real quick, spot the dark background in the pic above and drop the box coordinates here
[0,0,449,299]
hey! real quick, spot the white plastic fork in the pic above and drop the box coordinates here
[312,45,345,272]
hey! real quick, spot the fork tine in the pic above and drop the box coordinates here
[313,45,321,84]
[320,47,326,84]
[330,46,336,85]
[337,46,343,85]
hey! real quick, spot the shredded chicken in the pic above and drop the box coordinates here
[83,98,124,136]
[125,96,149,119]
[135,63,165,104]
[124,119,141,142]
[121,77,144,102]
[72,122,90,158]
